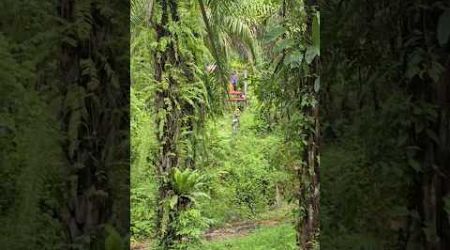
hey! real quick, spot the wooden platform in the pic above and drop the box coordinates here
[227,91,246,102]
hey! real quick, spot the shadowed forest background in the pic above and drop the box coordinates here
[321,0,450,249]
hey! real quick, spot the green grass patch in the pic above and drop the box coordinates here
[195,223,297,250]
[257,203,294,221]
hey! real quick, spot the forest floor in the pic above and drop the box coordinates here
[203,201,294,239]
[203,216,285,241]
[130,220,293,250]
[199,223,296,250]
[130,204,295,249]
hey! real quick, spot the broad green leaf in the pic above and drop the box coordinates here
[312,11,320,54]
[265,25,286,43]
[423,222,438,242]
[408,158,422,172]
[305,46,319,64]
[428,60,445,82]
[391,206,409,216]
[443,195,450,215]
[192,191,210,200]
[437,9,450,46]
[284,50,303,67]
[273,38,295,53]
[169,195,178,209]
[426,129,440,145]
[314,77,320,93]
[105,225,123,250]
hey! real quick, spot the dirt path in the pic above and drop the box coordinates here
[130,218,286,249]
[203,218,284,241]
[131,240,151,250]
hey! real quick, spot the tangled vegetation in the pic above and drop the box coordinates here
[131,0,319,249]
[1,0,129,249]
[321,0,450,249]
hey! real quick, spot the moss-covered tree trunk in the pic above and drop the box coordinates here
[297,0,320,249]
[152,0,193,248]
[58,0,128,248]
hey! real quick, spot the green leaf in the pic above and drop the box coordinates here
[437,9,450,46]
[314,77,320,93]
[408,158,422,172]
[305,46,319,64]
[426,129,440,145]
[105,225,123,250]
[312,11,320,53]
[169,195,178,209]
[429,60,445,82]
[284,50,303,67]
[273,38,295,53]
[62,36,78,47]
[443,195,450,215]
[423,222,438,242]
[192,191,210,200]
[265,25,286,43]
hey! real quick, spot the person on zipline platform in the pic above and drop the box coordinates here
[230,71,238,91]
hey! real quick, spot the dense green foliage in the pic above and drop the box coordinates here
[198,111,289,225]
[321,0,450,249]
[130,0,318,249]
[0,0,63,244]
[1,0,129,249]
[130,97,294,246]
[252,0,320,247]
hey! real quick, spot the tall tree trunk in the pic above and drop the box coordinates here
[57,0,128,247]
[297,0,320,249]
[152,0,195,248]
[436,58,450,249]
[153,0,177,247]
[405,6,450,250]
